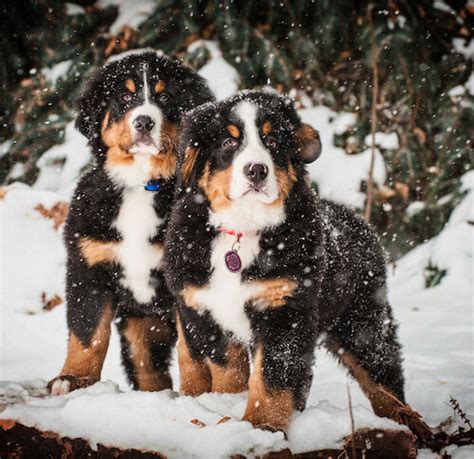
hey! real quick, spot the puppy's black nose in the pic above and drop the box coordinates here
[133,115,155,133]
[244,163,268,185]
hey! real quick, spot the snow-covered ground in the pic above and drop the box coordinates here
[1,45,473,457]
[1,134,472,457]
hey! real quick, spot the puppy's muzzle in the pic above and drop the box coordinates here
[244,162,268,187]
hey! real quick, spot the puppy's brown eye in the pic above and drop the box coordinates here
[159,93,170,104]
[222,138,238,150]
[121,93,133,102]
[265,136,278,149]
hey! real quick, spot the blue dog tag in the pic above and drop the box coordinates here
[145,180,161,191]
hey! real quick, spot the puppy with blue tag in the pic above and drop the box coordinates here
[49,50,214,395]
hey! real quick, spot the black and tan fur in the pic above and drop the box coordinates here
[164,90,431,438]
[49,50,214,394]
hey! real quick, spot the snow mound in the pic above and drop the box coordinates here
[0,185,66,316]
[42,60,73,86]
[300,106,386,208]
[1,380,401,457]
[189,40,240,100]
[98,0,156,35]
[364,132,399,150]
[387,170,474,427]
[34,121,90,197]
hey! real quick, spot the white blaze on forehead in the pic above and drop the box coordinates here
[234,102,262,153]
[229,101,279,204]
[143,69,150,102]
[129,68,163,155]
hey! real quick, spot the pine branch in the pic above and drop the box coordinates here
[436,108,465,172]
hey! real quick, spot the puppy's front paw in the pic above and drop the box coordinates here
[242,414,289,438]
[48,375,96,395]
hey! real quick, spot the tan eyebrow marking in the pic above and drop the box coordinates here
[227,124,240,138]
[262,120,272,136]
[125,79,136,93]
[155,81,166,93]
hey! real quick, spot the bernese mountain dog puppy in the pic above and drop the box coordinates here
[164,90,431,437]
[49,50,214,395]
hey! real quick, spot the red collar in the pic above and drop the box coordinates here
[218,227,243,242]
[218,228,261,241]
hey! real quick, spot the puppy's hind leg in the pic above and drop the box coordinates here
[176,315,212,396]
[117,311,176,391]
[326,289,433,440]
[208,341,249,393]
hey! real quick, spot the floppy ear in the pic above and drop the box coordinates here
[296,123,322,163]
[74,68,108,141]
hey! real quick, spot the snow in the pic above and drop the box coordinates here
[453,37,474,60]
[65,3,85,15]
[364,132,400,150]
[1,149,472,458]
[386,170,474,430]
[301,106,386,208]
[0,185,66,316]
[434,1,454,13]
[6,162,26,181]
[466,73,474,96]
[98,0,156,35]
[448,85,466,97]
[34,121,90,197]
[406,200,426,217]
[0,384,288,457]
[0,140,11,158]
[42,60,72,86]
[1,49,472,457]
[189,40,240,100]
[106,48,164,65]
[444,445,474,459]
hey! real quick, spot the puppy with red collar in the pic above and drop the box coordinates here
[49,50,214,395]
[164,90,430,437]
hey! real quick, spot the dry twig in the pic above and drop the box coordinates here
[450,396,473,429]
[346,383,356,459]
[364,4,379,222]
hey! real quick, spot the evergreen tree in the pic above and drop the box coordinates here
[0,0,472,256]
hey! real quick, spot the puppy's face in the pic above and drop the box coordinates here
[76,50,214,178]
[101,69,171,156]
[180,92,321,213]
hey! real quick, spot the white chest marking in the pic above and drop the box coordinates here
[114,187,163,304]
[194,233,262,342]
[209,197,285,233]
[106,153,153,188]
